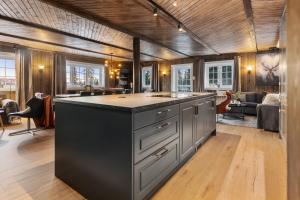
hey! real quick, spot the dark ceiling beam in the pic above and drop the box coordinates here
[38,0,191,58]
[0,32,132,60]
[0,15,166,61]
[242,0,258,52]
[146,0,220,55]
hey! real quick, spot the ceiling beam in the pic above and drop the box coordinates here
[146,0,220,55]
[243,0,258,52]
[0,32,133,60]
[38,0,191,58]
[0,15,167,61]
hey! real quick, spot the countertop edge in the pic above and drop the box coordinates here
[54,93,216,113]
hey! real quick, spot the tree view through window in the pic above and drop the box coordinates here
[142,66,152,90]
[171,64,193,92]
[0,53,16,91]
[66,61,105,89]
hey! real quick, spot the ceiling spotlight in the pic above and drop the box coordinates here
[178,23,184,32]
[173,1,177,7]
[153,7,158,16]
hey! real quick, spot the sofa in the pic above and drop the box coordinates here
[256,93,280,132]
[240,92,267,115]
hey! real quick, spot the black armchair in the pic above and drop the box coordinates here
[8,97,44,136]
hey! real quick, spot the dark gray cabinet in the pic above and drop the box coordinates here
[134,116,179,163]
[55,94,216,200]
[204,98,216,137]
[194,100,206,147]
[180,97,216,161]
[179,101,196,162]
[134,139,180,200]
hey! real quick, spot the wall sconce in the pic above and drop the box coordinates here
[246,65,253,74]
[162,71,167,76]
[39,65,45,70]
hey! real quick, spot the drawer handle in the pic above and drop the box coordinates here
[155,148,169,159]
[156,122,171,130]
[157,109,171,115]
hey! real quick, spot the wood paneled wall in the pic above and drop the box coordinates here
[287,0,300,199]
[157,52,280,93]
[31,50,54,95]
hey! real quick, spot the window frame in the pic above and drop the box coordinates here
[204,60,234,90]
[66,60,105,90]
[171,63,193,92]
[0,52,16,92]
[141,66,152,90]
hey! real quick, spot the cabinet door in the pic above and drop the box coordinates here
[204,98,216,136]
[210,98,216,133]
[194,100,206,146]
[179,101,195,162]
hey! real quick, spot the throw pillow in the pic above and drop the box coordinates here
[262,93,280,105]
[239,94,246,102]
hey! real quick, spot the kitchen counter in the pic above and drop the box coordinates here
[54,92,215,112]
[55,92,216,200]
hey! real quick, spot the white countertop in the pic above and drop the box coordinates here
[55,92,216,112]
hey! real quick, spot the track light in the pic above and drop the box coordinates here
[178,23,184,32]
[153,7,158,16]
[173,1,177,7]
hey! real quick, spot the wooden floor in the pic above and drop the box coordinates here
[0,121,286,200]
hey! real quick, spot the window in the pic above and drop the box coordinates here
[0,53,16,91]
[141,66,152,90]
[171,63,193,92]
[66,61,105,89]
[204,60,234,90]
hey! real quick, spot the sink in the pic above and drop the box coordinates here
[149,94,198,98]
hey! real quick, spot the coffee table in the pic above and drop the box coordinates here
[223,103,246,120]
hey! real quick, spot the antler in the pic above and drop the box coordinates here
[271,63,279,70]
[261,62,270,70]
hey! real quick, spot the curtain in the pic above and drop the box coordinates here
[233,56,241,92]
[193,58,205,92]
[152,62,159,92]
[52,54,66,96]
[15,48,32,110]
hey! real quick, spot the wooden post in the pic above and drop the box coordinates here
[133,37,140,93]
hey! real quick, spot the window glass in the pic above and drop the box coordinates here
[66,61,105,89]
[171,64,193,92]
[142,66,152,90]
[0,55,16,92]
[204,60,234,90]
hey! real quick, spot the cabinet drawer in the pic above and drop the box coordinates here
[134,104,179,130]
[134,139,179,200]
[134,116,179,163]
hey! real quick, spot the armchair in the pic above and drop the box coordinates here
[8,97,44,136]
[217,92,232,114]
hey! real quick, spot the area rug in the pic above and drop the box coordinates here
[217,115,257,128]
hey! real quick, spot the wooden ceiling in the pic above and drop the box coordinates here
[0,0,285,60]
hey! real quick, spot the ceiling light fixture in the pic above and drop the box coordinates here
[178,23,184,32]
[173,1,177,7]
[153,7,158,16]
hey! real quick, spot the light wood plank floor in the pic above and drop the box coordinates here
[0,121,286,200]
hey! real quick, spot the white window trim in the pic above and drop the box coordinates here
[204,60,234,90]
[66,60,105,90]
[141,66,152,89]
[171,63,193,92]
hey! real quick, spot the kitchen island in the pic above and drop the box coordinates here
[54,93,216,200]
